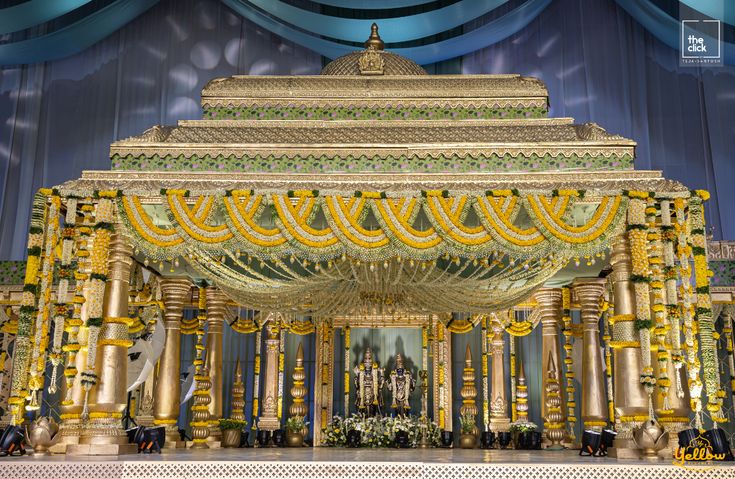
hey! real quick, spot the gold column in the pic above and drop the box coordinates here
[289,342,307,418]
[154,277,191,448]
[533,288,565,422]
[204,287,226,444]
[608,234,649,459]
[488,320,510,432]
[230,359,245,421]
[572,278,608,431]
[69,231,137,456]
[258,320,281,431]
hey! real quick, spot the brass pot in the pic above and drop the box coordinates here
[459,433,476,449]
[26,417,59,456]
[285,431,304,447]
[222,429,241,448]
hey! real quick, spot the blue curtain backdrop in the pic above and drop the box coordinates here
[0,0,734,259]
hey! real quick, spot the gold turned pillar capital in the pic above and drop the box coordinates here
[610,233,633,282]
[572,278,606,328]
[533,288,563,327]
[159,278,192,328]
[205,287,227,329]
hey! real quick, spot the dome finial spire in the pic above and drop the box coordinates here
[364,23,384,51]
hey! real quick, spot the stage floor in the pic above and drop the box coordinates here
[0,448,733,479]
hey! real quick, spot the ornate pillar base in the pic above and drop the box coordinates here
[48,419,82,454]
[67,418,137,456]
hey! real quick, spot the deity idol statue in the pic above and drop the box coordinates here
[388,353,415,416]
[354,348,384,416]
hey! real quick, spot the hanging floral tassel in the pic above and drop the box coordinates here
[277,325,285,421]
[675,197,702,427]
[251,327,262,431]
[49,198,77,395]
[661,199,684,401]
[647,197,672,412]
[723,307,735,401]
[344,324,350,415]
[481,316,489,428]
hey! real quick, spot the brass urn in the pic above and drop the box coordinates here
[632,419,669,459]
[26,417,60,456]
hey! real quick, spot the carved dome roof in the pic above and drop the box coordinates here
[320,23,427,76]
[321,50,427,76]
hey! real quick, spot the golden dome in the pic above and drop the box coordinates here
[320,23,427,76]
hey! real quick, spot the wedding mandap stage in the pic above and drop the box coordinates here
[0,25,734,478]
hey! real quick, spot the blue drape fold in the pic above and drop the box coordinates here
[0,0,159,66]
[240,0,511,43]
[0,0,92,35]
[223,0,552,64]
[0,0,732,66]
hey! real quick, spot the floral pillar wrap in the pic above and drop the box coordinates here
[8,191,49,423]
[80,194,114,419]
[689,191,724,422]
[27,193,60,411]
[626,192,655,415]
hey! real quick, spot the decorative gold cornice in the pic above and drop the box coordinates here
[56,169,688,197]
[200,74,548,106]
[110,118,635,160]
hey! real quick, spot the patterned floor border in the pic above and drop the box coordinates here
[0,459,733,479]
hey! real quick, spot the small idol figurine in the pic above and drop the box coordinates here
[388,353,415,416]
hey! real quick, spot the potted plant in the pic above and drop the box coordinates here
[219,419,247,448]
[510,421,538,450]
[458,413,477,449]
[285,416,308,447]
